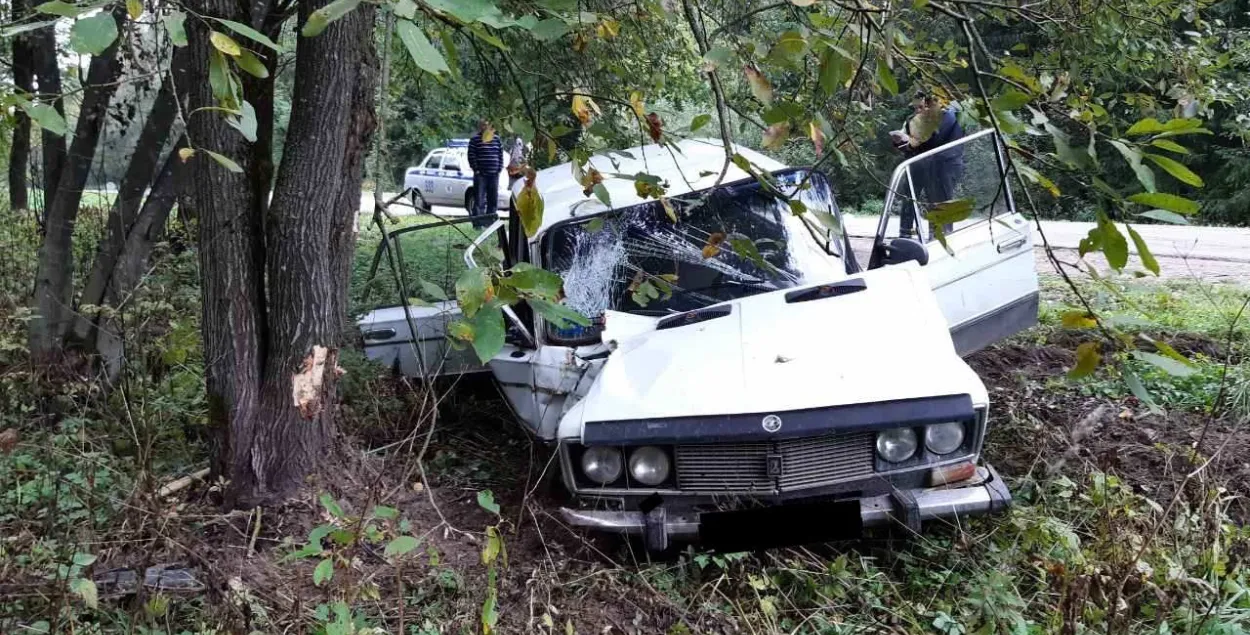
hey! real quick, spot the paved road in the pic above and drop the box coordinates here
[359,191,1249,282]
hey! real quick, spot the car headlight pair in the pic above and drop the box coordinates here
[875,422,966,463]
[580,446,670,486]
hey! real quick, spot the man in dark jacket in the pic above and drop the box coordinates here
[467,119,503,229]
[891,93,965,238]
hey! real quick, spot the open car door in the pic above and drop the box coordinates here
[356,216,496,378]
[867,128,1039,356]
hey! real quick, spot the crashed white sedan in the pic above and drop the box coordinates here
[359,131,1038,550]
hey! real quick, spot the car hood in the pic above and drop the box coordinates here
[559,265,987,439]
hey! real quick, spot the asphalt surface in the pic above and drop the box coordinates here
[359,191,1249,283]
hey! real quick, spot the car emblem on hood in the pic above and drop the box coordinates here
[761,415,782,433]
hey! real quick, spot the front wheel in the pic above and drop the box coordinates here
[410,189,431,213]
[464,188,477,213]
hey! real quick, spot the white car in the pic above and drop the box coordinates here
[402,139,510,212]
[360,131,1037,551]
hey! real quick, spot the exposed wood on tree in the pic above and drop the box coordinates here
[29,6,128,361]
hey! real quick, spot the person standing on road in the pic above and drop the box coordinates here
[467,120,503,229]
[507,135,526,188]
[890,92,965,238]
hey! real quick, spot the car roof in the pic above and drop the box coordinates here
[518,137,787,237]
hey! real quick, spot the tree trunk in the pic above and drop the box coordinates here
[179,0,377,506]
[9,0,33,213]
[235,0,377,504]
[176,0,266,496]
[74,70,179,345]
[28,7,127,360]
[28,16,66,207]
[96,148,181,381]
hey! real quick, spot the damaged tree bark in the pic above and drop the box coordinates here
[178,0,377,506]
[28,6,127,361]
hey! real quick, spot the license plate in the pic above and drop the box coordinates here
[700,500,863,552]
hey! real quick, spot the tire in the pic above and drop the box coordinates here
[411,189,431,213]
[464,188,476,213]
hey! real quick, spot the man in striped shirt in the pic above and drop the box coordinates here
[467,120,503,228]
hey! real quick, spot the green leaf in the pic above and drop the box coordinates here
[425,0,493,22]
[1127,192,1198,215]
[1143,154,1203,188]
[36,1,80,17]
[397,20,450,75]
[482,525,504,565]
[1125,118,1167,136]
[21,102,68,136]
[875,57,898,95]
[1015,163,1060,198]
[470,305,505,363]
[70,577,98,609]
[308,524,333,546]
[394,0,418,19]
[164,11,187,46]
[1047,124,1092,171]
[226,101,258,142]
[235,49,269,79]
[690,114,712,132]
[1137,209,1189,225]
[516,180,544,237]
[1132,351,1196,377]
[1109,140,1155,193]
[312,558,334,586]
[1069,342,1101,379]
[530,18,569,41]
[1096,212,1128,271]
[817,47,852,95]
[477,490,501,515]
[281,543,324,562]
[506,263,562,299]
[926,198,974,226]
[210,31,242,56]
[1149,139,1189,155]
[455,268,490,317]
[530,298,591,328]
[70,12,118,55]
[215,18,285,52]
[372,505,399,520]
[1123,369,1161,414]
[418,279,448,301]
[1125,225,1158,276]
[126,0,142,19]
[991,90,1031,112]
[207,49,233,104]
[72,553,97,567]
[302,0,361,37]
[384,535,420,557]
[768,30,807,65]
[592,182,611,207]
[204,150,242,173]
[1060,311,1097,329]
[701,44,733,72]
[319,493,345,518]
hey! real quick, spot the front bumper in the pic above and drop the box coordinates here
[559,464,1011,551]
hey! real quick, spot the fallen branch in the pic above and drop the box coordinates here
[158,468,210,498]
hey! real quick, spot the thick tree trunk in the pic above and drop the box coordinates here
[28,7,127,360]
[9,0,33,213]
[74,72,178,344]
[96,149,181,380]
[176,0,266,495]
[28,17,66,206]
[180,0,377,506]
[234,0,377,504]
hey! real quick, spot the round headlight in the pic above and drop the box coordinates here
[580,447,623,485]
[628,446,671,486]
[925,422,966,455]
[876,428,918,463]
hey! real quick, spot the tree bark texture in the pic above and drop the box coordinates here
[74,68,179,344]
[28,16,66,205]
[180,0,378,506]
[176,0,266,496]
[96,147,181,381]
[9,0,33,212]
[29,7,127,360]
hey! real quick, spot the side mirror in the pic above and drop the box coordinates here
[881,237,929,266]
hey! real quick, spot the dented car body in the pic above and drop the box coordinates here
[359,132,1037,550]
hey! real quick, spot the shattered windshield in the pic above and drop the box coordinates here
[543,169,845,340]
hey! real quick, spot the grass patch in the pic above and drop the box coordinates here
[350,214,481,314]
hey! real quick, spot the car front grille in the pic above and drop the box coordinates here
[674,432,876,493]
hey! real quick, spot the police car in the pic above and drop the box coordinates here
[403,139,511,212]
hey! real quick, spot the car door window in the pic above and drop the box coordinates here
[424,152,445,170]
